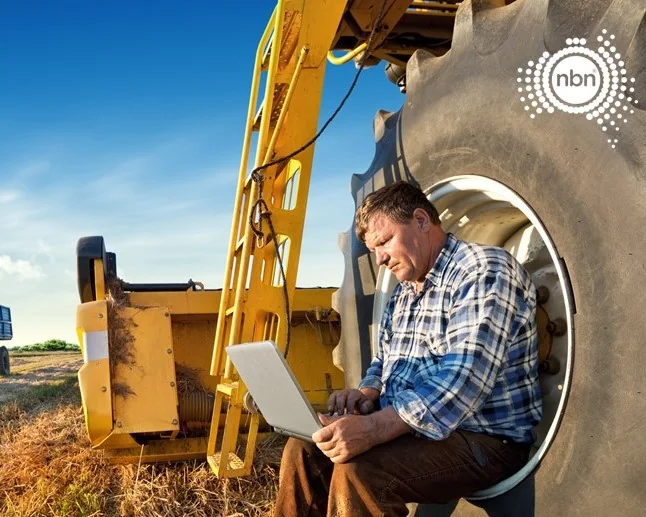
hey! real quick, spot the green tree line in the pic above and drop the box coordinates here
[11,339,80,352]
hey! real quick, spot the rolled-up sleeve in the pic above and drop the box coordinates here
[392,269,529,439]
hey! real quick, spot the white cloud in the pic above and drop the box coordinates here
[16,161,51,180]
[0,189,21,204]
[35,240,55,261]
[0,255,45,280]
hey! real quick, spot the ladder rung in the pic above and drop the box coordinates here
[216,382,236,396]
[225,306,236,316]
[208,451,245,472]
[252,83,288,133]
[261,47,271,71]
[261,33,273,72]
[252,105,263,132]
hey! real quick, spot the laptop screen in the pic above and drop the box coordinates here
[225,340,323,441]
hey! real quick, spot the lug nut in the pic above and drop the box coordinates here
[539,357,561,375]
[536,286,550,304]
[547,318,567,336]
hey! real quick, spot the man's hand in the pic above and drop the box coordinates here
[327,388,379,416]
[313,407,412,464]
[313,413,376,463]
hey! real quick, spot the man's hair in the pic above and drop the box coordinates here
[355,181,441,241]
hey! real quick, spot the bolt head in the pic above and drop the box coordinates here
[166,348,172,354]
[101,386,107,392]
[536,286,550,304]
[170,381,176,387]
[172,419,178,425]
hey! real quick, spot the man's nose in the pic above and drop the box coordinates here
[376,248,389,266]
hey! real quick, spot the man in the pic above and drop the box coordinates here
[274,181,542,517]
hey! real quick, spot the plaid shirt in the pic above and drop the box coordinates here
[359,233,542,443]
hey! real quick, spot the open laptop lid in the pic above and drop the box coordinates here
[225,340,322,442]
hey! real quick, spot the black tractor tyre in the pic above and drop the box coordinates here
[332,0,646,515]
[0,346,10,376]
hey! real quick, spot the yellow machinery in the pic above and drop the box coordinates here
[76,238,343,463]
[76,0,451,473]
[76,0,646,514]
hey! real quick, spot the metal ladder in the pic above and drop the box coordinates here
[206,0,347,478]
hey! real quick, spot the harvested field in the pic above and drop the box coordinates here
[0,353,283,516]
[0,352,83,404]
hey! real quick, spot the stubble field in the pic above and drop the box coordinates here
[0,352,282,517]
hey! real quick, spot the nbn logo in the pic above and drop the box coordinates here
[556,69,598,87]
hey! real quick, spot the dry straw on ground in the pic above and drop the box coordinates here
[0,378,284,516]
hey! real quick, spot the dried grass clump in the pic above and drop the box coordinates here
[1,378,286,517]
[176,364,212,396]
[106,275,137,397]
[113,382,137,398]
[106,274,130,308]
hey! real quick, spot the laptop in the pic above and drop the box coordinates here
[225,340,323,442]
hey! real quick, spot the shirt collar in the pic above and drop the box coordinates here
[401,233,459,294]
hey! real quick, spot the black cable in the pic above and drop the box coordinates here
[249,0,390,359]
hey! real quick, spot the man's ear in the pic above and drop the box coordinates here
[413,208,430,231]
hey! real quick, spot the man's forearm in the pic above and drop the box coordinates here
[368,406,411,445]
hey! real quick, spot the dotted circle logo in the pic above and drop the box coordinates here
[517,30,637,148]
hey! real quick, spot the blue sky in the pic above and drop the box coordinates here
[0,2,403,347]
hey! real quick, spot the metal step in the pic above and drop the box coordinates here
[207,451,245,473]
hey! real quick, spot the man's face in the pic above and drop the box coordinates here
[363,211,431,284]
